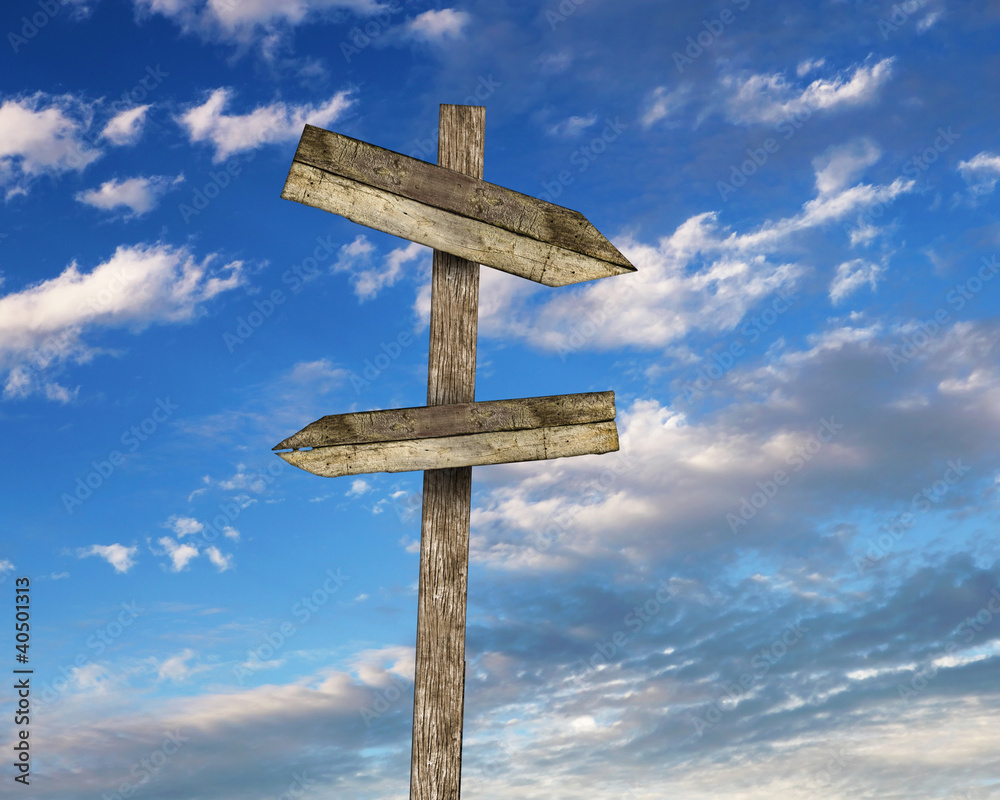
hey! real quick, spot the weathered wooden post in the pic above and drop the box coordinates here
[410,104,483,800]
[275,104,634,800]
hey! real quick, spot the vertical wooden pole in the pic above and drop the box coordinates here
[409,104,484,800]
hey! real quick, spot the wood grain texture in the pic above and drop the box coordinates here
[273,391,615,451]
[280,124,635,287]
[412,465,469,800]
[276,421,619,477]
[410,104,484,800]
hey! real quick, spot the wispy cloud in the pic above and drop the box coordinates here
[77,543,138,573]
[405,8,470,41]
[0,243,243,401]
[723,57,895,126]
[133,0,389,42]
[479,154,914,352]
[0,92,99,198]
[829,258,884,304]
[957,151,1000,201]
[641,85,690,129]
[75,174,184,217]
[333,235,428,301]
[157,536,200,572]
[176,88,353,162]
[548,114,598,137]
[101,104,150,146]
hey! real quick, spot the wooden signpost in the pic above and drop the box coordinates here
[275,105,634,800]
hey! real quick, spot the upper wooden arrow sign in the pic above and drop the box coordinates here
[280,124,635,287]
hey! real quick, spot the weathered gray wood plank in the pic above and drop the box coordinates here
[280,125,635,287]
[273,391,615,451]
[410,103,483,800]
[277,420,619,477]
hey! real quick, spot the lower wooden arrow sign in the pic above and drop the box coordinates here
[273,391,618,477]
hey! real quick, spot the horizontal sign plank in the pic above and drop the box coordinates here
[277,421,618,477]
[274,391,614,450]
[280,125,635,287]
[273,391,618,477]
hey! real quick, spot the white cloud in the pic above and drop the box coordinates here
[0,559,16,575]
[347,479,371,497]
[406,8,470,41]
[75,174,184,216]
[158,537,199,571]
[641,85,689,129]
[0,243,243,400]
[223,526,240,541]
[156,648,199,682]
[917,10,942,32]
[167,515,204,537]
[478,162,915,352]
[723,57,895,126]
[205,546,233,572]
[287,358,348,390]
[796,57,825,77]
[0,92,100,198]
[101,105,150,146]
[535,50,573,75]
[812,138,881,196]
[177,87,353,162]
[134,0,387,42]
[216,465,270,494]
[77,544,138,573]
[829,259,884,304]
[548,114,597,137]
[334,235,428,301]
[957,151,1000,198]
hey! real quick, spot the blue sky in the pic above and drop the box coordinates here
[2,0,1000,797]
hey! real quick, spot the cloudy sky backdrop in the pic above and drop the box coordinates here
[2,0,1000,798]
